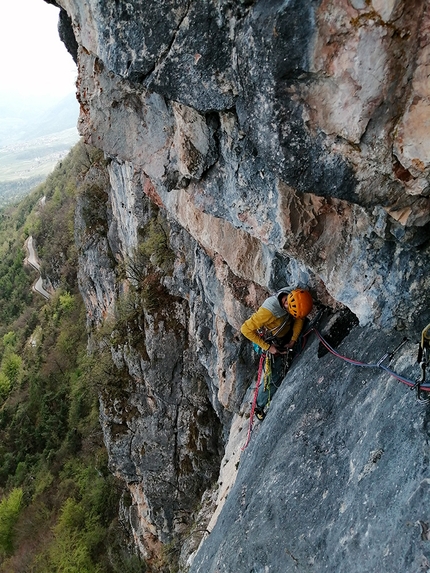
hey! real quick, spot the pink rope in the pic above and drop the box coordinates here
[311,327,430,391]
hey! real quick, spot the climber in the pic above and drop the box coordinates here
[241,288,313,420]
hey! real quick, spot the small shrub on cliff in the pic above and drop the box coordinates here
[124,234,175,320]
[128,210,175,285]
[81,182,109,235]
[139,218,175,273]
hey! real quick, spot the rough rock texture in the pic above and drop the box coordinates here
[49,0,430,569]
[191,323,430,573]
[74,160,230,560]
[60,0,430,329]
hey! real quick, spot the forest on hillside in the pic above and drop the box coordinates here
[0,142,151,573]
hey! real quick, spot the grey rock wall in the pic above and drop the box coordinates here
[190,325,430,573]
[74,158,239,562]
[50,0,430,568]
[59,0,430,328]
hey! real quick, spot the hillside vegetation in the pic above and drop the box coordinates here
[0,142,144,573]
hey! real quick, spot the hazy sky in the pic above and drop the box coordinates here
[0,0,77,99]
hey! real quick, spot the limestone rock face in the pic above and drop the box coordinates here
[52,0,430,568]
[58,0,430,328]
[190,325,430,573]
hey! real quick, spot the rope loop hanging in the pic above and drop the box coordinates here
[242,352,267,450]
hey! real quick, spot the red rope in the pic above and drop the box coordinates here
[312,328,370,366]
[242,352,266,450]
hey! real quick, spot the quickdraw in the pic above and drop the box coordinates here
[263,353,272,393]
[256,315,293,348]
[413,323,430,400]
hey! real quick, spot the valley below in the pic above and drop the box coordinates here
[0,92,79,205]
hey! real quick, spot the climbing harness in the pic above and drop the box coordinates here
[257,315,293,347]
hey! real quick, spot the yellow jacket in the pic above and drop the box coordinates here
[241,306,304,351]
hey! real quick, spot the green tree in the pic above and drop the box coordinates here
[45,498,103,573]
[2,332,16,348]
[0,371,11,399]
[0,488,23,555]
[1,352,22,387]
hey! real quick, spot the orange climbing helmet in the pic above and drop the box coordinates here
[287,289,313,318]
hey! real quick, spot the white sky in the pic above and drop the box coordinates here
[0,0,77,99]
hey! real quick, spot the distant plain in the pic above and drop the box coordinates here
[0,92,79,205]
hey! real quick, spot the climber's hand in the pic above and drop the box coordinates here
[268,345,287,355]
